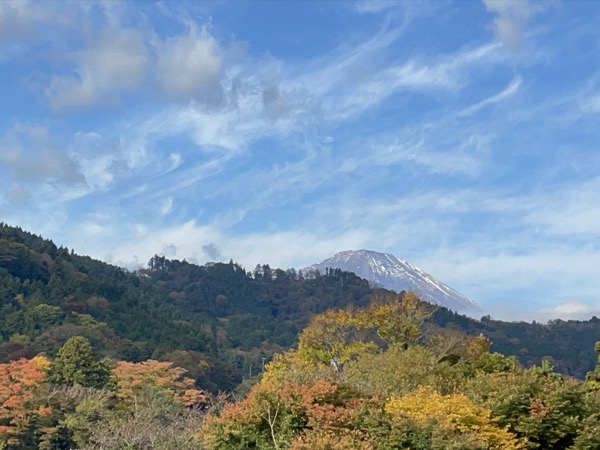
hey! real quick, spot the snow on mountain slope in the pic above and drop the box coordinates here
[303,250,480,312]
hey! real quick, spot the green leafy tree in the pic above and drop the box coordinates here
[465,367,589,449]
[343,344,465,397]
[46,336,112,389]
[584,341,600,391]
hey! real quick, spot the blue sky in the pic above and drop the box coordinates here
[1,0,600,322]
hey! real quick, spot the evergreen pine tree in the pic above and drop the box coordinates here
[47,336,112,389]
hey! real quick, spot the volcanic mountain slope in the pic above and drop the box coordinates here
[304,249,480,312]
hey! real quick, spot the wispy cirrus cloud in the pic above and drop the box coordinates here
[459,75,522,117]
[522,177,600,236]
[355,0,400,15]
[582,92,600,114]
[2,0,600,323]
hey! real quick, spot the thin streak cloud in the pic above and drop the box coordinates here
[1,0,599,322]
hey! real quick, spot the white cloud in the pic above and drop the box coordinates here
[582,93,600,113]
[483,0,531,51]
[79,220,111,238]
[61,180,600,322]
[306,39,503,124]
[355,0,399,15]
[522,177,600,236]
[459,75,522,116]
[418,243,600,320]
[361,133,491,177]
[46,26,148,109]
[543,300,600,320]
[0,124,86,185]
[484,299,600,323]
[262,75,288,120]
[5,183,31,203]
[69,220,216,269]
[0,0,71,48]
[71,219,371,272]
[70,131,123,190]
[0,0,37,39]
[202,243,222,261]
[155,26,224,104]
[34,4,229,109]
[3,0,599,325]
[159,197,174,217]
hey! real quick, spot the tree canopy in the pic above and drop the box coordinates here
[2,221,600,394]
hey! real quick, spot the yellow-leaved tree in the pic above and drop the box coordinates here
[385,386,525,450]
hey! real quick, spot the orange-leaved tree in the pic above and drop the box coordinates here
[112,359,205,407]
[202,377,373,450]
[0,356,51,445]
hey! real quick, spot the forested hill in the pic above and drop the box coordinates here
[1,223,599,391]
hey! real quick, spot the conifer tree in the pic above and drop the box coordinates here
[47,336,112,389]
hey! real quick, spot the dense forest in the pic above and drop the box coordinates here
[2,293,600,448]
[1,223,599,391]
[2,223,600,448]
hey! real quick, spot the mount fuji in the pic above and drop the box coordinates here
[303,250,480,312]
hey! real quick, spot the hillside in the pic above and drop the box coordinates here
[1,223,599,392]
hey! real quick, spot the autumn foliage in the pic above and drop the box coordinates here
[2,295,600,449]
[0,356,49,444]
[0,338,207,449]
[201,294,600,450]
[113,359,205,407]
[385,386,524,449]
[202,378,373,449]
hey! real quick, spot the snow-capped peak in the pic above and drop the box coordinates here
[303,249,480,312]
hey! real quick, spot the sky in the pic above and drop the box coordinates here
[1,0,600,322]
